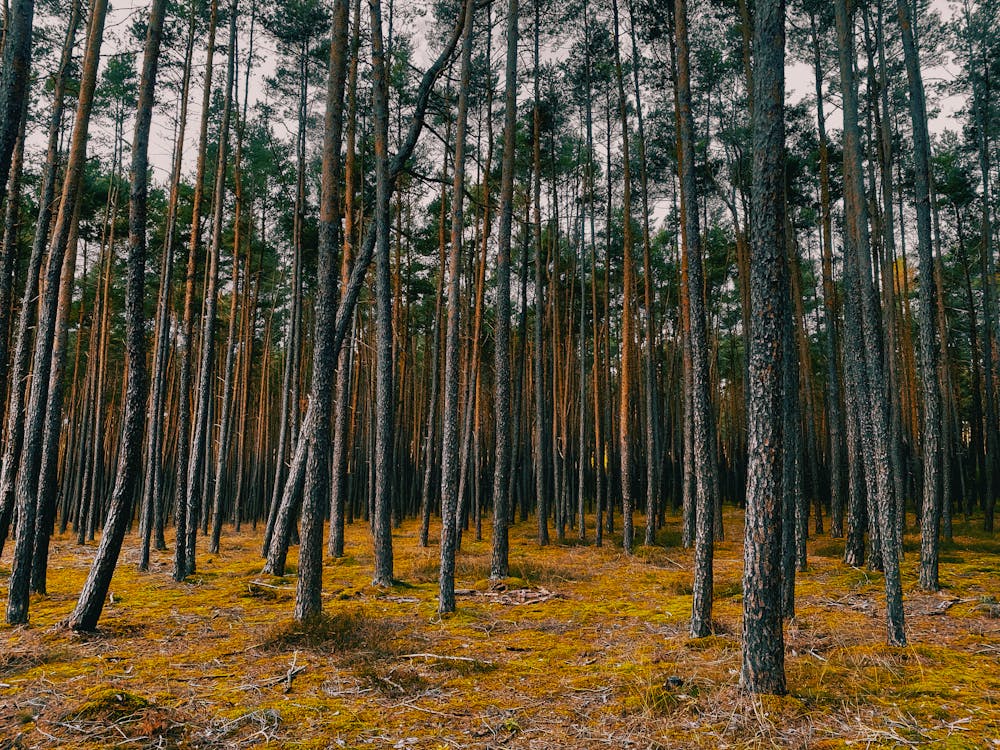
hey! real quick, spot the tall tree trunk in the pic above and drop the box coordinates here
[0,87,27,530]
[175,0,219,581]
[0,98,26,437]
[186,1,236,576]
[490,0,518,580]
[456,97,492,548]
[625,0,658,549]
[294,0,349,620]
[611,0,636,555]
[264,0,467,574]
[67,0,166,630]
[932,192,953,543]
[868,4,907,549]
[210,3,257,554]
[418,125,448,549]
[370,0,398,588]
[780,221,801,618]
[833,0,906,645]
[140,0,196,570]
[29,183,81,594]
[438,0,475,612]
[896,0,942,589]
[330,0,362,559]
[7,0,108,625]
[965,0,997,532]
[742,0,787,693]
[676,0,717,638]
[810,10,844,539]
[0,0,79,556]
[531,0,549,547]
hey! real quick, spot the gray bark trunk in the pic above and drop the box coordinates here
[67,0,166,630]
[741,0,787,692]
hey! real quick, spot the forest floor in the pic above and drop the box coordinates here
[1,511,999,749]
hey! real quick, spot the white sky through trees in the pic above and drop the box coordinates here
[19,0,966,297]
[24,0,962,188]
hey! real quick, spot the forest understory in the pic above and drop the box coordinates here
[1,511,998,750]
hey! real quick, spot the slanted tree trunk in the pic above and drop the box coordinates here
[7,0,109,625]
[264,0,467,577]
[30,184,81,595]
[139,0,196,570]
[896,0,942,589]
[67,0,166,631]
[0,103,24,435]
[0,0,80,557]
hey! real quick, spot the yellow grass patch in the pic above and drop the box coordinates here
[1,511,998,748]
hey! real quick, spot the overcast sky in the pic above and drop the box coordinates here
[36,0,966,203]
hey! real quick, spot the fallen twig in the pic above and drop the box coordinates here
[248,580,294,591]
[476,586,562,606]
[284,651,305,693]
[398,652,492,665]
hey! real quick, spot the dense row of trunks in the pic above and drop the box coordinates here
[0,0,996,696]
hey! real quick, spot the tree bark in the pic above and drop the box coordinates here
[896,0,942,589]
[611,0,636,555]
[210,5,257,553]
[186,1,236,577]
[294,0,349,621]
[0,0,80,556]
[810,11,844,538]
[676,0,717,638]
[531,0,549,548]
[140,0,196,570]
[833,0,906,645]
[174,0,219,581]
[490,0,518,580]
[0,0,33,196]
[329,0,362,560]
[67,0,166,631]
[6,0,109,625]
[438,0,475,612]
[370,0,398,588]
[742,0,787,693]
